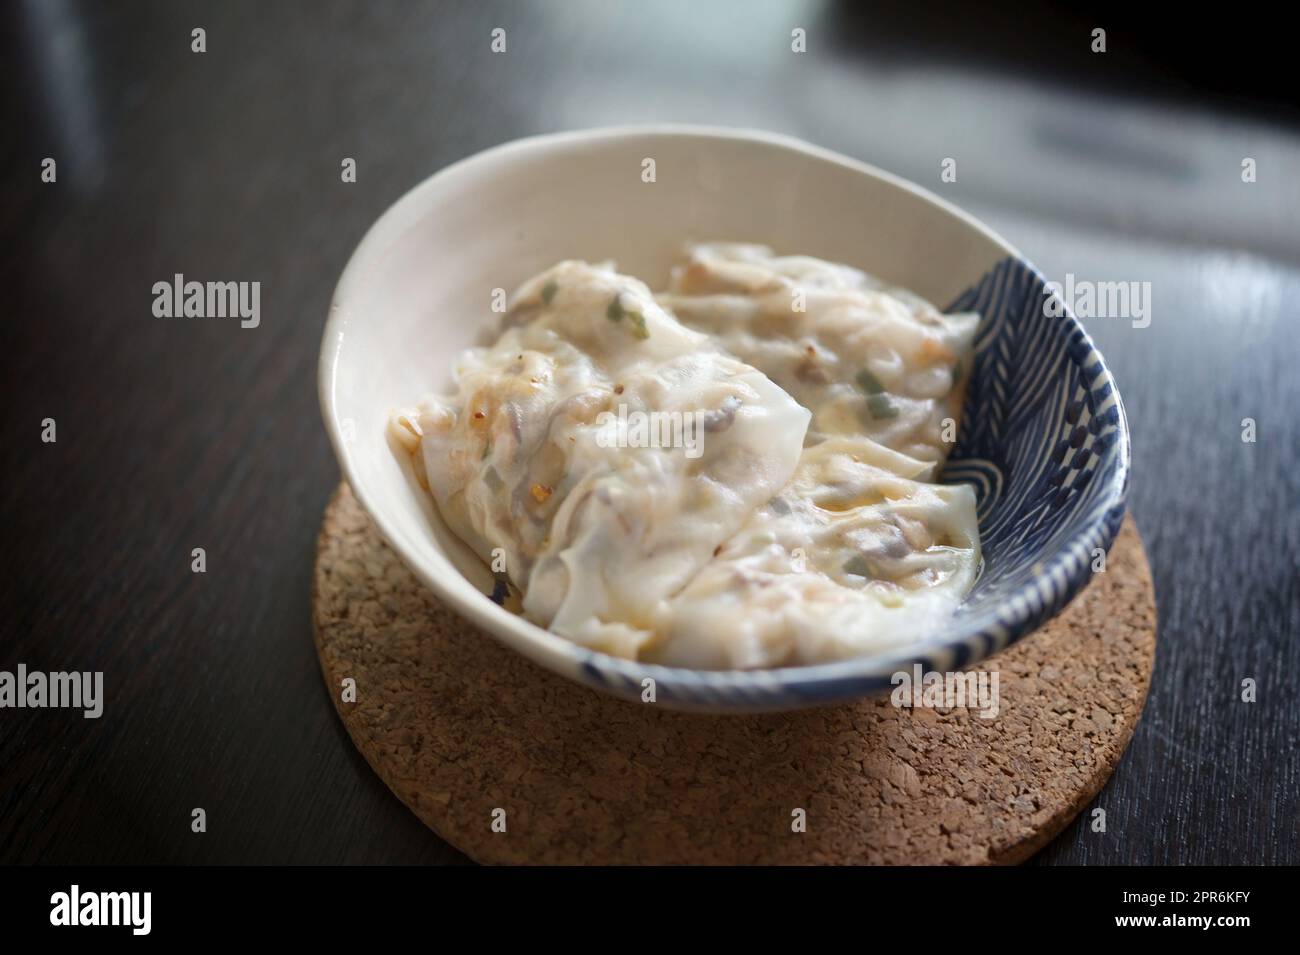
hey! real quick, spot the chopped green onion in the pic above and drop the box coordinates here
[843,554,873,578]
[605,293,647,338]
[541,280,558,305]
[628,311,649,339]
[866,393,899,420]
[855,368,886,395]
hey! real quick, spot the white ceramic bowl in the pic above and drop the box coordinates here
[319,125,1128,712]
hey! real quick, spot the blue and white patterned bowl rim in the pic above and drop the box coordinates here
[550,255,1132,711]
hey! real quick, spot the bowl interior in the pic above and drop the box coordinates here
[321,127,1127,709]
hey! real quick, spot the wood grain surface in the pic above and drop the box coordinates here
[1,1,1296,864]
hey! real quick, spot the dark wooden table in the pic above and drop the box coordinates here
[2,1,1297,865]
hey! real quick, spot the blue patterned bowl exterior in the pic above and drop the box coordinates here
[558,256,1131,710]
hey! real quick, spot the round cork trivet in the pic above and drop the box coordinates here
[313,484,1156,865]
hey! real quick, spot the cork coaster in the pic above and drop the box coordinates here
[313,484,1156,865]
